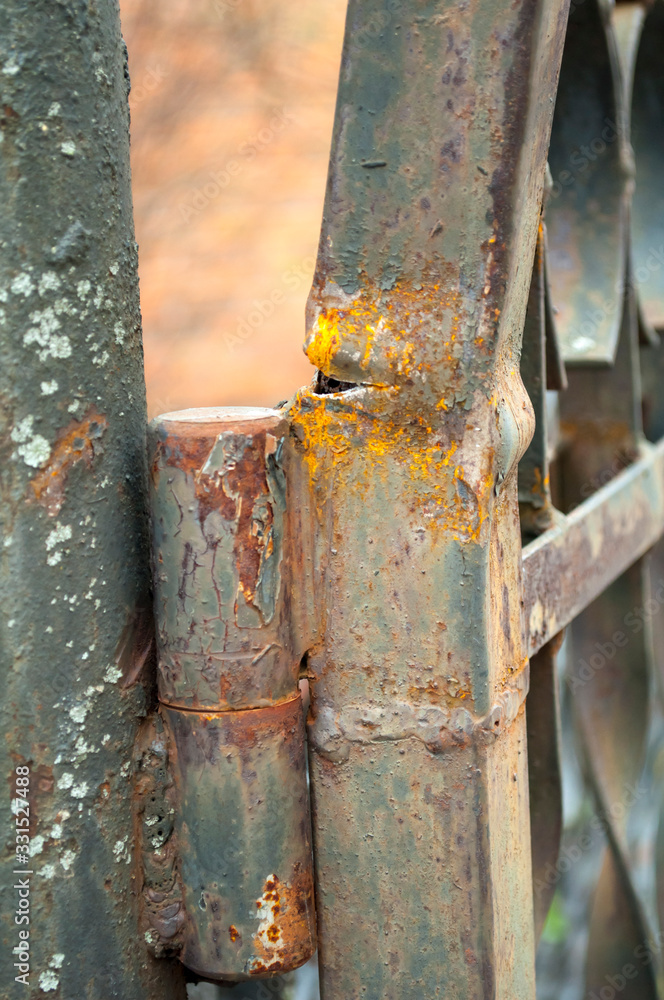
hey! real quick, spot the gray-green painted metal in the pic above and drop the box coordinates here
[0,1,184,997]
[288,2,571,997]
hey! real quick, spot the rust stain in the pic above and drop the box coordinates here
[291,389,497,544]
[152,418,278,608]
[31,409,108,516]
[247,866,315,977]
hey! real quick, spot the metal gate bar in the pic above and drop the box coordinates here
[524,438,664,656]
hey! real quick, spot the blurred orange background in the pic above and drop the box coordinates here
[119,0,347,418]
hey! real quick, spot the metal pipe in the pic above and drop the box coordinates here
[145,408,317,982]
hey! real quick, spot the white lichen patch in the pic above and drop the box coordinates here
[40,864,57,880]
[46,523,72,566]
[40,380,58,395]
[72,735,96,760]
[60,140,76,157]
[2,55,20,76]
[38,969,59,992]
[29,835,45,857]
[103,665,122,684]
[50,954,64,970]
[69,703,89,725]
[24,305,72,362]
[53,296,77,317]
[11,272,34,297]
[56,773,74,791]
[69,782,88,799]
[113,836,130,863]
[11,415,51,468]
[38,271,61,296]
[114,321,125,344]
[46,523,72,550]
[60,849,77,871]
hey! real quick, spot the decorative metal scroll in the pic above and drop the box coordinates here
[520,2,664,997]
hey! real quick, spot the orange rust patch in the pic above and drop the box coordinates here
[305,278,468,386]
[248,867,316,977]
[291,390,494,543]
[31,409,108,516]
[229,925,240,943]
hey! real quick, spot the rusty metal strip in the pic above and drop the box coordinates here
[552,234,659,993]
[527,632,564,942]
[523,437,664,656]
[546,0,630,364]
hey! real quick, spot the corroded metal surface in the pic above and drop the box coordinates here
[519,225,566,537]
[284,1,570,996]
[149,407,314,711]
[547,0,630,363]
[523,436,664,655]
[146,408,316,981]
[527,632,564,941]
[163,698,316,981]
[551,218,659,994]
[0,2,184,997]
[629,0,664,334]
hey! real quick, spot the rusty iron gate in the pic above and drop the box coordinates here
[4,0,664,998]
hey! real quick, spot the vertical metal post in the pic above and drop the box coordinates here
[289,1,570,996]
[0,2,184,997]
